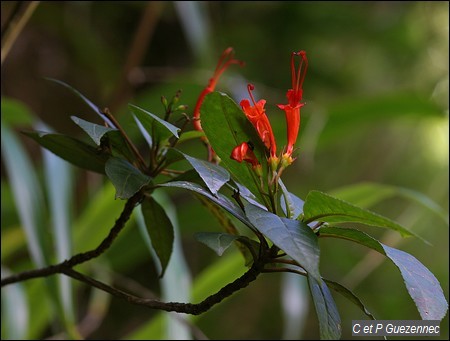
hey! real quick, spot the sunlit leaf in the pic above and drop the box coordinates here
[320,226,448,321]
[330,182,448,225]
[303,190,422,240]
[105,157,151,199]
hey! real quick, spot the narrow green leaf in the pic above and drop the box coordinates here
[181,152,230,195]
[1,267,29,340]
[129,104,180,145]
[320,226,448,321]
[308,276,342,340]
[71,116,116,145]
[1,125,48,267]
[324,279,376,320]
[330,182,448,225]
[279,179,304,219]
[159,181,250,227]
[303,190,421,239]
[201,92,267,205]
[46,78,116,128]
[245,204,321,281]
[141,196,174,277]
[42,133,76,325]
[22,131,109,174]
[105,157,151,199]
[195,232,238,256]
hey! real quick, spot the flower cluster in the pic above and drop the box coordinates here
[231,51,308,175]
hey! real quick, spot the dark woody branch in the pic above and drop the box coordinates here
[1,190,265,316]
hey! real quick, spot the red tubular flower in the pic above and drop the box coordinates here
[230,142,259,166]
[240,84,277,159]
[277,51,308,159]
[193,47,244,132]
[230,142,262,176]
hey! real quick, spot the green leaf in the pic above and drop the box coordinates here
[42,133,76,325]
[320,226,448,321]
[195,232,238,256]
[177,130,205,144]
[180,152,230,195]
[324,279,376,320]
[303,190,421,239]
[46,78,116,128]
[71,116,116,145]
[1,97,34,126]
[105,157,151,199]
[245,204,321,281]
[279,179,304,219]
[22,131,109,174]
[1,268,29,340]
[330,182,448,225]
[201,92,267,205]
[71,116,136,162]
[129,104,180,145]
[159,181,250,227]
[308,276,342,340]
[141,196,174,277]
[1,125,49,267]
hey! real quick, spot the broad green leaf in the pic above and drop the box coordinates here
[330,182,448,225]
[23,131,109,173]
[141,196,174,277]
[105,157,151,199]
[303,190,420,239]
[279,179,304,219]
[46,78,116,128]
[71,116,115,144]
[324,279,376,320]
[320,226,448,321]
[308,276,342,340]
[201,92,268,206]
[245,204,321,281]
[129,104,180,145]
[181,152,230,195]
[195,232,238,256]
[159,181,250,227]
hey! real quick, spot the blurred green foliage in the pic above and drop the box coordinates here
[1,1,448,339]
